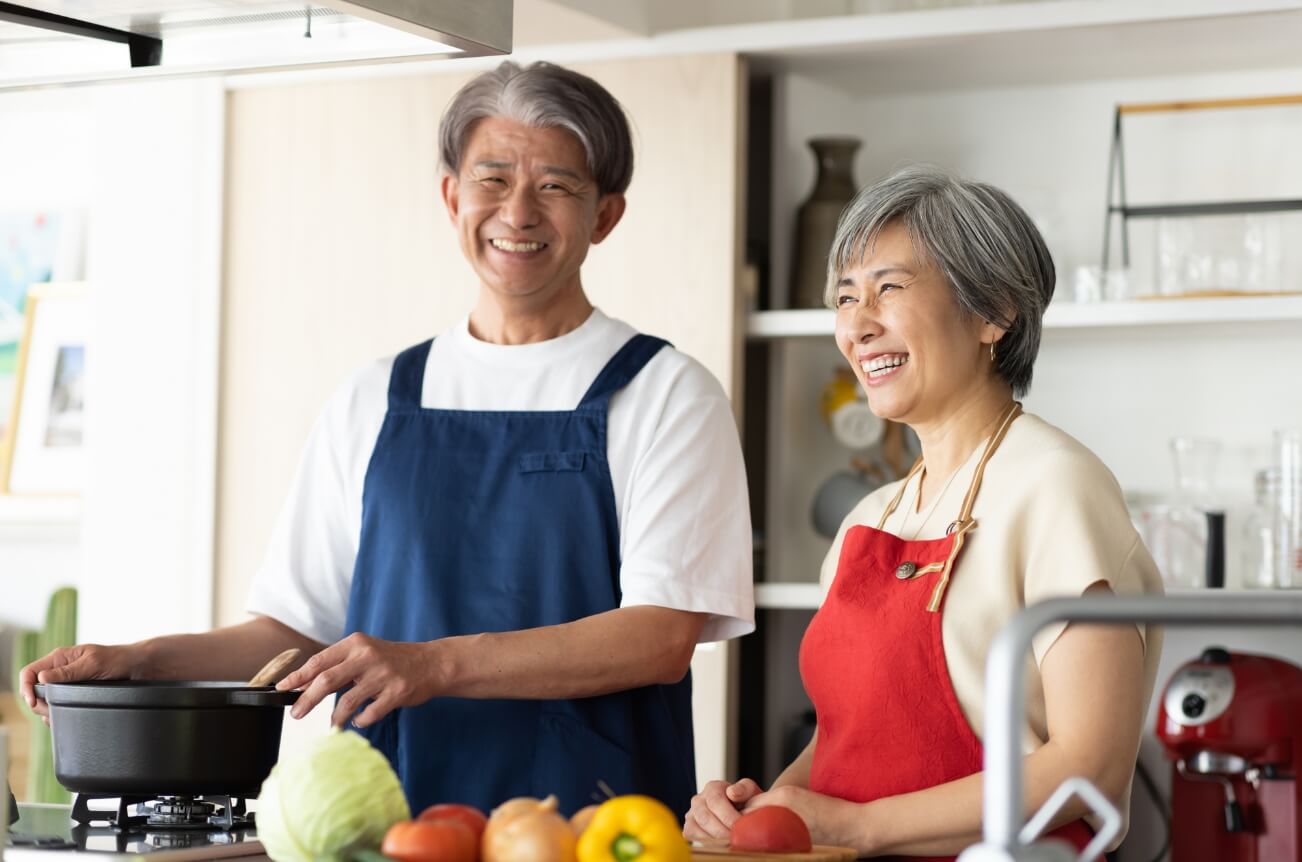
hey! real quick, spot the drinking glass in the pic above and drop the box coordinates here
[1276,430,1302,588]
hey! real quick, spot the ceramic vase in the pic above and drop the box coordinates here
[790,137,861,308]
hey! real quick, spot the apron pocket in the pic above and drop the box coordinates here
[532,709,636,815]
[518,451,586,473]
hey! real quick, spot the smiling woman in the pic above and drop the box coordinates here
[686,167,1163,861]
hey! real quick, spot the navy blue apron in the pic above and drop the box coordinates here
[343,334,696,819]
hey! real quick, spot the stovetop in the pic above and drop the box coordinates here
[5,799,265,861]
[70,795,254,832]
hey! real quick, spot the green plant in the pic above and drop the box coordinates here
[8,586,77,804]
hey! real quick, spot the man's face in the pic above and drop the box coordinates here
[441,116,625,309]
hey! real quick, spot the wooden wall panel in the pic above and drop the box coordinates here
[220,53,744,780]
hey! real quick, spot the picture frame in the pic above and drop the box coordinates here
[0,283,87,496]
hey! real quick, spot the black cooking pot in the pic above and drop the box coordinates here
[36,682,300,797]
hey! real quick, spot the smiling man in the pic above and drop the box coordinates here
[21,61,754,818]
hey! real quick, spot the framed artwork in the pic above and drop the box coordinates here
[0,212,84,444]
[0,283,87,496]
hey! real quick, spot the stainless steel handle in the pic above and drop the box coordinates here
[1018,777,1121,862]
[966,593,1302,858]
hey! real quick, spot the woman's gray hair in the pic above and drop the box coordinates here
[826,165,1055,397]
[439,60,633,196]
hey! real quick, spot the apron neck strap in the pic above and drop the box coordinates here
[877,457,925,530]
[577,334,670,409]
[875,401,1023,533]
[388,339,435,410]
[949,400,1022,534]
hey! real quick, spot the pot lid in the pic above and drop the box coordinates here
[36,680,301,708]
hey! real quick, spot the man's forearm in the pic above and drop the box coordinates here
[437,605,705,700]
[135,617,325,682]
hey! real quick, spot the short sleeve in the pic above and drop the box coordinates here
[615,372,755,643]
[1015,449,1163,663]
[246,361,389,646]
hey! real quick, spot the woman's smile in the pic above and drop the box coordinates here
[860,352,910,385]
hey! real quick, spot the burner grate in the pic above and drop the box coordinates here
[70,793,253,832]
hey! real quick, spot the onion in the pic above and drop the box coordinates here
[483,796,576,862]
[568,805,599,836]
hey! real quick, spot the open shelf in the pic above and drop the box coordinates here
[747,294,1302,339]
[736,0,1302,94]
[0,495,82,527]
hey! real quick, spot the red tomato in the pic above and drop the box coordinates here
[729,805,812,854]
[383,818,478,862]
[418,803,489,842]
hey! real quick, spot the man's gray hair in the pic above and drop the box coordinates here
[826,165,1055,397]
[439,61,634,196]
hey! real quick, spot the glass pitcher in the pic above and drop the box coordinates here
[1157,438,1221,589]
[1275,430,1302,588]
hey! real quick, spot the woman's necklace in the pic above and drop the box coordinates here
[898,463,965,539]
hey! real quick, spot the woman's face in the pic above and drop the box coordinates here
[833,220,1002,425]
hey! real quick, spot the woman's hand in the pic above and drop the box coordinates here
[744,786,859,849]
[683,778,763,841]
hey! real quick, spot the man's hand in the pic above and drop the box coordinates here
[277,632,442,728]
[20,644,139,720]
[683,778,763,841]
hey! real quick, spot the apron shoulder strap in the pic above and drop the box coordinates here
[388,339,434,411]
[578,334,670,409]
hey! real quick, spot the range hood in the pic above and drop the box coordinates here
[0,0,511,88]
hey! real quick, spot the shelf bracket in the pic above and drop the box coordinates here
[0,0,162,67]
[1101,92,1302,289]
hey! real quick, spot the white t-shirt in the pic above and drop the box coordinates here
[818,412,1163,846]
[248,308,755,646]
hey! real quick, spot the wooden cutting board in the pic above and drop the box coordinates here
[691,842,859,862]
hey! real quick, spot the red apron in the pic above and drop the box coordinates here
[799,403,1095,861]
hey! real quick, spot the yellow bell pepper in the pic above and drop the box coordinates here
[576,796,691,862]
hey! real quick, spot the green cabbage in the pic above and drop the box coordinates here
[257,727,411,862]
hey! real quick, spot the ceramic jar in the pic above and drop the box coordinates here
[790,137,861,308]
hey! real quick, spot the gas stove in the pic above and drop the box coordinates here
[70,795,254,832]
[5,796,265,862]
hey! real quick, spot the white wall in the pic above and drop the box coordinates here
[0,79,225,652]
[78,78,224,645]
[0,93,93,645]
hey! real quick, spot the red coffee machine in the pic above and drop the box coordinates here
[1156,646,1302,861]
